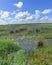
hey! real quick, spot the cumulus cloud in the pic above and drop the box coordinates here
[26,15,34,20]
[0,10,3,15]
[0,9,52,24]
[13,1,23,8]
[40,16,49,21]
[0,10,10,24]
[34,10,40,20]
[15,11,30,20]
[42,9,52,14]
[35,10,40,15]
[1,11,10,19]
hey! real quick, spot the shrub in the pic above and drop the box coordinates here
[36,36,47,48]
[10,30,14,34]
[35,28,40,33]
[20,28,26,31]
[38,40,44,47]
[16,30,20,33]
[0,39,21,57]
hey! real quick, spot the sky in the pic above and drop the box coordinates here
[0,0,52,24]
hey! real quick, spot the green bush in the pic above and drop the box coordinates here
[0,39,21,57]
[36,36,47,48]
[10,30,14,34]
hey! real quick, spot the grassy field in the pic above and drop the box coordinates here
[0,46,52,65]
[0,23,52,38]
[0,23,52,65]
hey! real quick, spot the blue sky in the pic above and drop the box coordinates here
[0,0,52,24]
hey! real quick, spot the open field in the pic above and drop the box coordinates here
[0,23,52,38]
[0,23,52,65]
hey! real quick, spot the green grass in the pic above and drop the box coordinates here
[0,39,21,58]
[0,23,52,28]
[0,46,52,65]
[0,23,52,39]
[0,23,52,65]
[44,33,52,39]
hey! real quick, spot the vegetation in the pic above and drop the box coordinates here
[0,39,21,57]
[0,46,52,65]
[0,23,52,65]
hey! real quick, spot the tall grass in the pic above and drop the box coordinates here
[0,39,21,57]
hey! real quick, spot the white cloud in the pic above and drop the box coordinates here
[40,16,49,21]
[13,1,23,8]
[34,10,40,20]
[35,14,40,20]
[26,15,34,20]
[39,16,52,23]
[42,9,52,14]
[35,10,40,15]
[0,10,10,24]
[0,9,52,25]
[0,10,3,16]
[1,11,10,19]
[15,11,30,20]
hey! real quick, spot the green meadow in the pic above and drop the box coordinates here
[0,23,52,65]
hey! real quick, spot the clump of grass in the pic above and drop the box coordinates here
[36,36,47,48]
[10,30,14,34]
[0,38,21,57]
[35,28,40,33]
[44,33,52,39]
[38,40,44,47]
